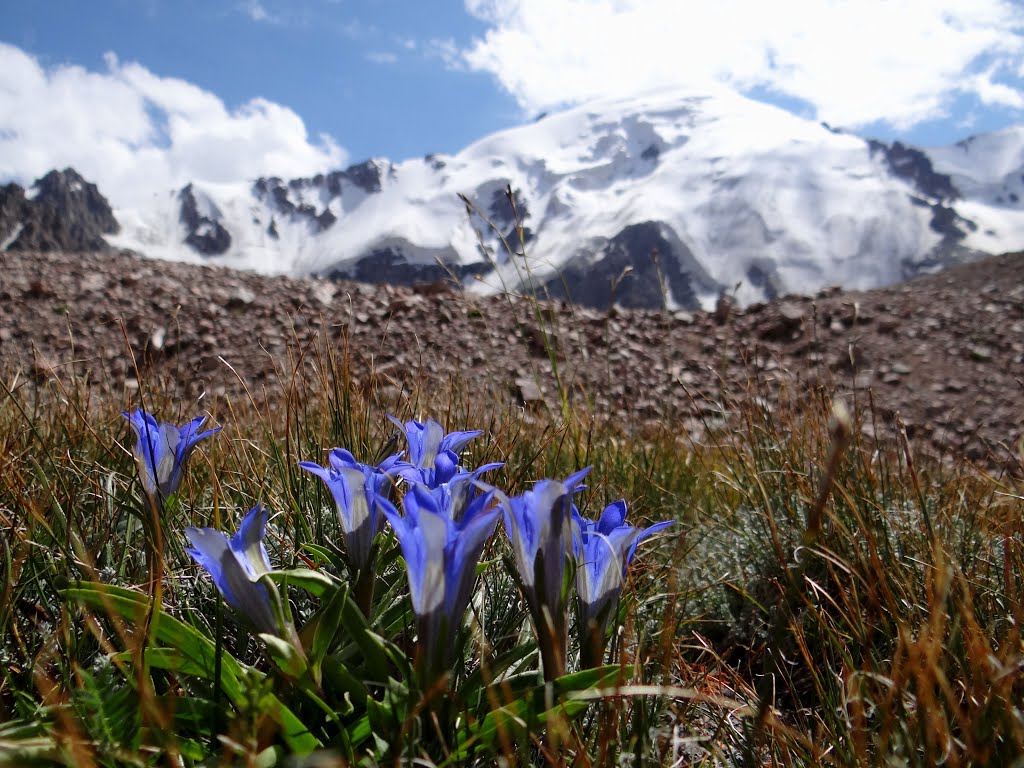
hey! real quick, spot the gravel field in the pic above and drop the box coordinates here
[1,248,1021,469]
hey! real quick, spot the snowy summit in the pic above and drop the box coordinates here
[12,87,1024,310]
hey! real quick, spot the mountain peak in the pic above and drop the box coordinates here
[1,167,118,253]
[24,92,1024,308]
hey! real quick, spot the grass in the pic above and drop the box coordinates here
[1,273,1023,766]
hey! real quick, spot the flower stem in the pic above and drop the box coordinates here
[536,605,567,682]
[353,567,376,616]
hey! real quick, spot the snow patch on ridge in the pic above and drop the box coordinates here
[1,222,24,251]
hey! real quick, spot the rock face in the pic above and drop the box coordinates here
[327,245,491,286]
[542,221,719,309]
[866,139,981,268]
[250,159,389,236]
[486,186,534,248]
[0,168,118,252]
[867,139,960,203]
[178,184,232,256]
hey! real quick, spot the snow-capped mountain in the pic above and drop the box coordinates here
[10,86,1024,310]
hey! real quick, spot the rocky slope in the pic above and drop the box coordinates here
[0,248,1020,469]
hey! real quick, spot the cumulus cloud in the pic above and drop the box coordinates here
[0,44,345,207]
[461,0,1024,131]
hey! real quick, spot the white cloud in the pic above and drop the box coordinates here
[366,50,399,64]
[0,44,345,207]
[967,66,1024,109]
[426,37,463,69]
[461,0,1024,131]
[243,1,273,23]
[238,1,314,27]
[338,19,376,39]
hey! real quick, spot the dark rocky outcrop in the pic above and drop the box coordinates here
[909,196,977,240]
[253,179,326,231]
[0,168,118,252]
[342,160,384,195]
[541,221,719,310]
[745,260,783,302]
[316,208,337,231]
[488,186,534,248]
[247,159,389,241]
[867,139,980,262]
[424,154,447,171]
[868,139,960,203]
[178,184,231,256]
[328,245,489,286]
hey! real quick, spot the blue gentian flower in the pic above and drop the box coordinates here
[500,468,590,680]
[387,416,483,489]
[573,500,672,667]
[185,504,280,637]
[122,409,221,501]
[298,448,397,574]
[382,479,501,684]
[390,416,481,469]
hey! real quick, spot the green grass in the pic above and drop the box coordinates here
[1,306,1022,767]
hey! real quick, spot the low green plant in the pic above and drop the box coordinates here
[0,364,679,766]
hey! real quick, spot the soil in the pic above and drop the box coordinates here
[1,248,1021,470]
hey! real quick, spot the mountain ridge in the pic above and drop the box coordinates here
[3,88,1023,309]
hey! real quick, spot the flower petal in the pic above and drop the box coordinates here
[186,507,278,636]
[447,501,500,622]
[230,504,272,580]
[393,484,447,617]
[439,429,482,456]
[184,527,234,604]
[597,500,627,535]
[300,455,389,572]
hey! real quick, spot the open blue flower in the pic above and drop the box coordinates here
[382,479,501,684]
[573,500,672,667]
[499,468,590,680]
[298,448,396,574]
[122,409,221,501]
[387,416,483,489]
[185,504,280,637]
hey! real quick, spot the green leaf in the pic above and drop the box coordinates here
[337,593,395,684]
[462,640,538,696]
[321,656,368,710]
[0,736,60,765]
[304,580,350,685]
[443,665,630,763]
[345,714,372,748]
[298,543,349,574]
[71,664,140,749]
[63,582,321,754]
[65,583,248,702]
[267,567,340,599]
[260,633,308,679]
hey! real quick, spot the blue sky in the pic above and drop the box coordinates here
[1,1,523,162]
[1,1,1022,205]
